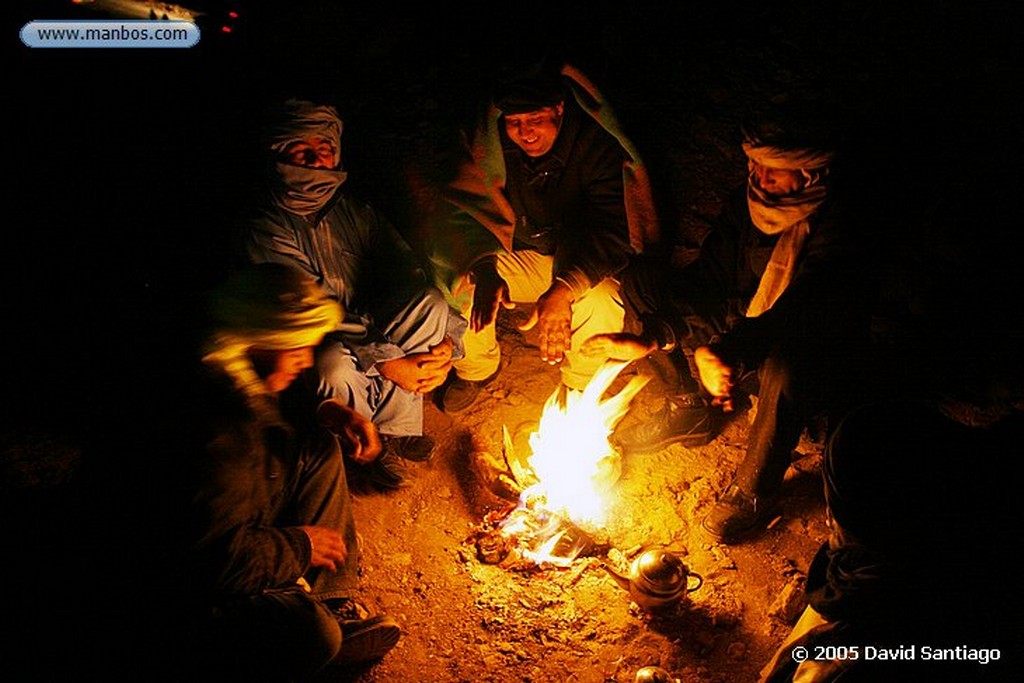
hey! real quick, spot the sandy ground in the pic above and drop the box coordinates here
[334,309,830,683]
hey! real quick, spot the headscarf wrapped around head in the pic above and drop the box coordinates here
[202,263,342,406]
[741,140,836,173]
[741,129,836,236]
[741,107,839,316]
[264,98,349,215]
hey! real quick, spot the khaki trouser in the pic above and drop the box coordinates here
[452,250,624,390]
[454,249,622,389]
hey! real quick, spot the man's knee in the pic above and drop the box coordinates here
[394,286,459,349]
[315,344,363,403]
[419,286,454,324]
[572,279,625,333]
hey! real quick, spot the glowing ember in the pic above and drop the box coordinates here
[498,361,648,565]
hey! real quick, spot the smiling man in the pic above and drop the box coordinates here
[426,59,650,413]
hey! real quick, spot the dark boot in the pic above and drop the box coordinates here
[437,370,497,413]
[701,484,781,544]
[613,393,716,453]
[382,435,435,462]
[364,447,415,491]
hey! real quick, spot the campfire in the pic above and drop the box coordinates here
[473,361,649,568]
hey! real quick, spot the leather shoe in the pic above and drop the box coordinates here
[382,435,435,462]
[438,372,495,413]
[365,449,415,490]
[324,598,401,664]
[613,393,716,453]
[701,484,780,544]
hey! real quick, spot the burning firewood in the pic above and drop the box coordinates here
[466,362,649,573]
[470,450,524,502]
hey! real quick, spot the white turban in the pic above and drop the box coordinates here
[742,138,836,317]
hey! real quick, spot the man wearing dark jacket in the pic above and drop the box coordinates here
[583,104,874,543]
[152,263,400,681]
[426,60,655,412]
[759,397,1019,682]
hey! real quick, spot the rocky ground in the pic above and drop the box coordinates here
[338,313,831,683]
[7,2,1020,682]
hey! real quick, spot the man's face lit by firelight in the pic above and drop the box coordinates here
[281,135,338,169]
[503,103,564,158]
[749,160,808,197]
[249,346,317,393]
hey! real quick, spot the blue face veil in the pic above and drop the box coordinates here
[265,99,348,215]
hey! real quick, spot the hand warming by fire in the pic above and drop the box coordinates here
[473,361,649,567]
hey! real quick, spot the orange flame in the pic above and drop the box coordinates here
[500,362,648,564]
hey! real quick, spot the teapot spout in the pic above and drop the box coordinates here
[602,562,632,592]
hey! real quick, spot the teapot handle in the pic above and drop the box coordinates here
[686,571,703,593]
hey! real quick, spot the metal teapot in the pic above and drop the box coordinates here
[605,546,703,611]
[634,666,679,683]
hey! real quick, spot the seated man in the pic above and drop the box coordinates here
[760,175,1023,681]
[155,263,401,681]
[583,101,874,543]
[237,98,466,489]
[417,58,659,411]
[759,396,1019,683]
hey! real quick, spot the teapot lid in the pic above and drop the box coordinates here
[635,549,687,589]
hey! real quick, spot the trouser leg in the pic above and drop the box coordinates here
[372,286,462,434]
[451,249,554,382]
[451,271,502,382]
[277,429,360,598]
[316,342,425,437]
[316,287,460,437]
[733,339,857,498]
[560,276,625,390]
[733,353,806,498]
[193,586,341,683]
[378,285,463,357]
[453,250,625,390]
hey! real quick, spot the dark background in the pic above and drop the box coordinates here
[8,1,1022,435]
[5,2,1022,680]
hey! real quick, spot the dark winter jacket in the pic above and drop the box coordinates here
[499,96,633,292]
[658,186,873,370]
[160,367,323,603]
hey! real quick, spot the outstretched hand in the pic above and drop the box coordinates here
[470,266,515,332]
[694,345,735,412]
[317,399,381,464]
[580,332,656,362]
[519,282,574,365]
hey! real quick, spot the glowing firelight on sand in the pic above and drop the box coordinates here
[500,362,648,564]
